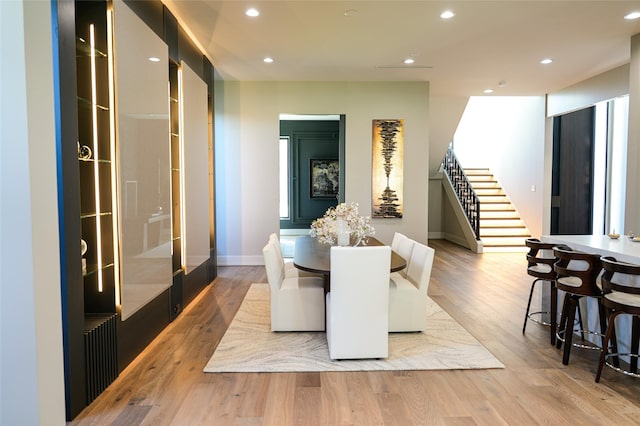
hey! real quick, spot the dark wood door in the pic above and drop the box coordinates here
[551,107,595,235]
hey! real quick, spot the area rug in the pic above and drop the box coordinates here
[203,283,504,372]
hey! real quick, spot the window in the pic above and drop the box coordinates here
[279,138,289,218]
[593,96,628,235]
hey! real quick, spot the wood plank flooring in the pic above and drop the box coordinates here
[69,240,640,425]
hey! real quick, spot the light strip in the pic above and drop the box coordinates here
[178,65,187,271]
[90,24,104,292]
[106,6,120,306]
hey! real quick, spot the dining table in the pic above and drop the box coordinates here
[293,235,407,293]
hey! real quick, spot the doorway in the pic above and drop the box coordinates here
[551,96,629,235]
[278,114,345,256]
[551,107,595,235]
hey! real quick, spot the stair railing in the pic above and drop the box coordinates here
[442,145,481,240]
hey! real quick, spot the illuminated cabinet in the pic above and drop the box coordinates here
[76,1,118,315]
[56,0,217,419]
[75,0,119,406]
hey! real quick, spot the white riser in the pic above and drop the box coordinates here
[464,167,531,250]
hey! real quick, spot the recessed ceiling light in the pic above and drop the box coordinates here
[148,57,160,62]
[404,58,415,65]
[625,12,640,20]
[484,89,494,94]
[498,80,507,88]
[440,10,455,19]
[263,57,274,63]
[540,58,553,65]
[246,8,259,17]
[344,9,359,17]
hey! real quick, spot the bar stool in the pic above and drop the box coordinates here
[595,256,639,383]
[523,238,564,345]
[553,246,607,365]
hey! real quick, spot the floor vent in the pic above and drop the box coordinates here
[84,314,118,404]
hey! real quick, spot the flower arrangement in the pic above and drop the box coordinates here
[310,202,375,245]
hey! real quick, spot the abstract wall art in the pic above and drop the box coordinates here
[371,119,404,218]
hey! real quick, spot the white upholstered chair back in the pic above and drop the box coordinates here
[406,242,435,292]
[263,240,285,291]
[269,232,318,278]
[391,232,415,277]
[388,240,435,332]
[263,240,325,331]
[326,245,391,359]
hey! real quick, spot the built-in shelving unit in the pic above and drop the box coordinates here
[75,0,119,402]
[169,61,183,318]
[56,0,217,419]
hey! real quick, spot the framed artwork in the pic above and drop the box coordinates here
[310,159,339,198]
[372,119,404,218]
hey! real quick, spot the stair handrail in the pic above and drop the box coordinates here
[442,145,481,240]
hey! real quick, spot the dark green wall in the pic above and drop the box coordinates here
[280,120,339,229]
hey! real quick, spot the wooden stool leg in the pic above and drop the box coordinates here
[557,292,571,350]
[631,316,640,374]
[596,311,620,383]
[523,279,538,335]
[563,296,579,365]
[577,301,586,342]
[550,281,557,346]
[598,299,608,350]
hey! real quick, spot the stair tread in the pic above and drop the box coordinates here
[456,167,531,247]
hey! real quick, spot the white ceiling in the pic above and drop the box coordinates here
[163,1,640,96]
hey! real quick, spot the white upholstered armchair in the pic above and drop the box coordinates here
[326,246,391,360]
[263,240,325,331]
[388,241,435,332]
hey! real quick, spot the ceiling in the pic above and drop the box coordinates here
[163,1,640,96]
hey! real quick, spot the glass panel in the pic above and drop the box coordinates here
[609,96,628,234]
[593,101,607,234]
[113,0,172,320]
[180,61,210,274]
[279,138,289,218]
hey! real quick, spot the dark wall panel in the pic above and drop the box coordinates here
[54,0,86,418]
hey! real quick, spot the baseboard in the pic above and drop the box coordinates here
[217,255,264,266]
[428,231,444,239]
[280,229,311,236]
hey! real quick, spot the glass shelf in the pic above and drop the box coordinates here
[77,96,109,111]
[79,157,111,164]
[76,36,107,58]
[82,262,114,277]
[80,211,113,220]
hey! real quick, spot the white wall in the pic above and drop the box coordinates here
[428,95,469,175]
[547,64,629,117]
[215,81,430,265]
[453,96,547,238]
[627,36,640,234]
[1,1,66,424]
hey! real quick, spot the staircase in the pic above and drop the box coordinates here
[465,168,530,252]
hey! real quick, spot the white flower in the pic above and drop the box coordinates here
[310,202,375,245]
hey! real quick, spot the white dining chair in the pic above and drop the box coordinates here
[263,240,325,331]
[269,233,319,278]
[326,245,391,360]
[388,242,435,332]
[390,232,415,279]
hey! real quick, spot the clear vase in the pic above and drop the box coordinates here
[337,219,350,246]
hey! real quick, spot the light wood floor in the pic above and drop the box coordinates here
[69,240,640,425]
